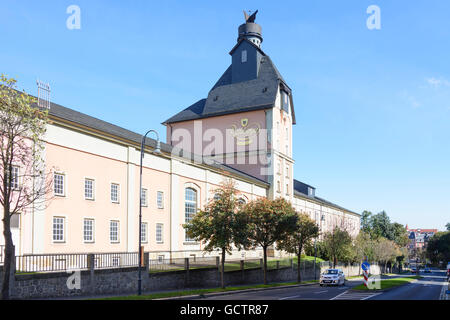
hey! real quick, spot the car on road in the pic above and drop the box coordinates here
[320,269,346,286]
[410,266,417,273]
[424,267,431,273]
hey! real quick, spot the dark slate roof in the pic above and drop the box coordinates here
[163,53,295,124]
[293,179,359,216]
[38,99,269,187]
[294,180,316,196]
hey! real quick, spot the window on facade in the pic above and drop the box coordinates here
[157,191,164,209]
[54,173,65,196]
[241,50,247,63]
[10,166,19,190]
[156,223,163,243]
[286,144,289,155]
[110,220,119,243]
[141,188,148,207]
[10,213,20,229]
[53,217,65,242]
[277,181,281,193]
[185,188,197,241]
[83,219,94,243]
[281,90,289,112]
[286,183,289,195]
[285,166,289,178]
[141,222,148,243]
[84,179,94,200]
[277,162,281,175]
[111,183,119,203]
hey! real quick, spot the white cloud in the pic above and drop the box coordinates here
[426,77,450,88]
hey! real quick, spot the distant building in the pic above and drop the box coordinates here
[406,225,437,251]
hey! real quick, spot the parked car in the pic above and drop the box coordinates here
[446,263,450,280]
[320,269,346,286]
[410,266,417,273]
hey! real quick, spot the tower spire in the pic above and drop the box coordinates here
[238,9,262,47]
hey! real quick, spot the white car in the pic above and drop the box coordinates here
[320,269,346,286]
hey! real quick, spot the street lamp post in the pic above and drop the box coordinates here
[314,212,326,280]
[138,130,161,296]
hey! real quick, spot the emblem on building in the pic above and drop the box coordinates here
[229,118,261,146]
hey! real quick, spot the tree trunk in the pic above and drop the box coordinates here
[2,206,13,300]
[263,245,267,285]
[221,248,226,289]
[333,256,337,268]
[297,252,302,283]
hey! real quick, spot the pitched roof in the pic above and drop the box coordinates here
[39,100,269,187]
[163,53,295,124]
[293,179,359,216]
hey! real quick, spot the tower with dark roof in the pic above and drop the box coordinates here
[164,11,295,200]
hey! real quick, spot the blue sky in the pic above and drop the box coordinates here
[1,1,449,230]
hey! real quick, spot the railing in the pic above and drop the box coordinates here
[16,253,89,273]
[93,252,139,270]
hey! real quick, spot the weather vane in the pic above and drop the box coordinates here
[243,9,258,23]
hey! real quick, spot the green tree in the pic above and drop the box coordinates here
[426,231,450,266]
[323,227,353,267]
[446,223,450,231]
[390,222,409,247]
[277,213,319,282]
[360,210,372,233]
[241,197,298,285]
[1,75,52,300]
[183,179,247,289]
[370,211,393,239]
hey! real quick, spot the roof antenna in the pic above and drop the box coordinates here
[36,79,51,109]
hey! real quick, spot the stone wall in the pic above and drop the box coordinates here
[0,261,381,300]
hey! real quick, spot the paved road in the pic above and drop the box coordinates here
[192,271,447,300]
[369,270,447,300]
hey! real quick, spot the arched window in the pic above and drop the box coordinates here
[185,188,197,241]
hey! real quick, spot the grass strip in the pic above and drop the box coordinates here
[93,280,318,300]
[352,276,421,291]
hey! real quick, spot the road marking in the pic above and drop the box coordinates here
[330,290,382,300]
[314,290,328,294]
[279,295,301,300]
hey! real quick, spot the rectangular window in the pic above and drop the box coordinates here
[157,191,164,209]
[53,217,65,242]
[285,166,289,178]
[141,188,148,207]
[83,219,94,243]
[241,50,247,63]
[54,173,65,196]
[277,181,281,193]
[84,179,94,200]
[156,224,163,243]
[111,183,119,203]
[286,183,289,195]
[141,222,148,243]
[110,220,119,243]
[10,166,19,190]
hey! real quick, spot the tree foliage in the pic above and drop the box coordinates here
[322,227,353,267]
[277,213,319,282]
[426,231,450,266]
[1,75,52,299]
[240,197,298,284]
[183,179,246,288]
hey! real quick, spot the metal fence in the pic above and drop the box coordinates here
[148,257,187,273]
[16,253,89,273]
[93,252,139,270]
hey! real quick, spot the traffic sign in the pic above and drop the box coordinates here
[362,261,370,271]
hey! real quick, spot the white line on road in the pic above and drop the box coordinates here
[279,295,301,300]
[314,290,328,294]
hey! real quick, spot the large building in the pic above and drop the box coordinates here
[1,12,360,260]
[406,226,438,251]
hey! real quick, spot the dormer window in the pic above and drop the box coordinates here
[241,50,247,63]
[281,90,289,112]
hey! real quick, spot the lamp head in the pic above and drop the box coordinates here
[154,140,161,154]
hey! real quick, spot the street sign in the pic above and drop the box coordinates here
[362,261,370,271]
